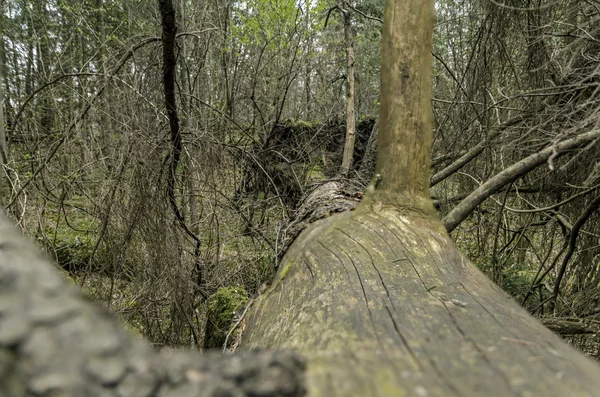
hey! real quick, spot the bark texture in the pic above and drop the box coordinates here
[542,318,596,336]
[372,0,434,213]
[241,208,600,396]
[240,0,600,396]
[0,215,306,397]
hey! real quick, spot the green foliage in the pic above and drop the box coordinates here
[305,162,326,183]
[205,287,249,349]
[248,253,277,290]
[51,232,96,273]
[231,0,308,51]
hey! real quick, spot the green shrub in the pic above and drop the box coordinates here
[204,287,248,349]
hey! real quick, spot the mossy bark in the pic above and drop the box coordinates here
[242,209,600,396]
[240,0,600,395]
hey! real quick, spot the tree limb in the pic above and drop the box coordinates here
[552,195,600,299]
[442,129,600,232]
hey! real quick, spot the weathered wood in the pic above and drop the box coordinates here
[280,180,362,261]
[0,215,306,397]
[372,0,435,214]
[241,208,600,396]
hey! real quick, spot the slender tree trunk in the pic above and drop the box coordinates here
[304,23,312,119]
[24,0,33,98]
[178,0,205,340]
[219,1,233,118]
[339,7,356,177]
[95,0,108,168]
[33,0,53,136]
[0,0,7,205]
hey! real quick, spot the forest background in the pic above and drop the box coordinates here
[1,0,600,355]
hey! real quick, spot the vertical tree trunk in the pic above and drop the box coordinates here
[33,0,53,136]
[371,0,434,212]
[219,1,233,119]
[24,0,33,98]
[178,0,205,342]
[339,7,356,177]
[304,11,313,120]
[0,0,7,205]
[95,0,108,168]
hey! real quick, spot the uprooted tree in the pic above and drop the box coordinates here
[2,0,600,396]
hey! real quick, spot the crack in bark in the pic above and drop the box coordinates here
[346,219,463,385]
[439,299,518,395]
[363,214,518,394]
[319,241,354,291]
[337,228,395,303]
[364,214,429,287]
[384,305,424,371]
[331,241,375,327]
[397,217,447,280]
[351,218,402,258]
[302,259,315,282]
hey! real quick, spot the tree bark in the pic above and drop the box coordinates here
[239,1,600,396]
[542,318,596,336]
[339,6,356,177]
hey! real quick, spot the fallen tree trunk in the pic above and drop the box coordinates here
[239,0,600,396]
[542,318,597,336]
[2,0,600,396]
[241,206,600,396]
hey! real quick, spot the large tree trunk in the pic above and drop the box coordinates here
[241,208,600,396]
[239,1,600,396]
